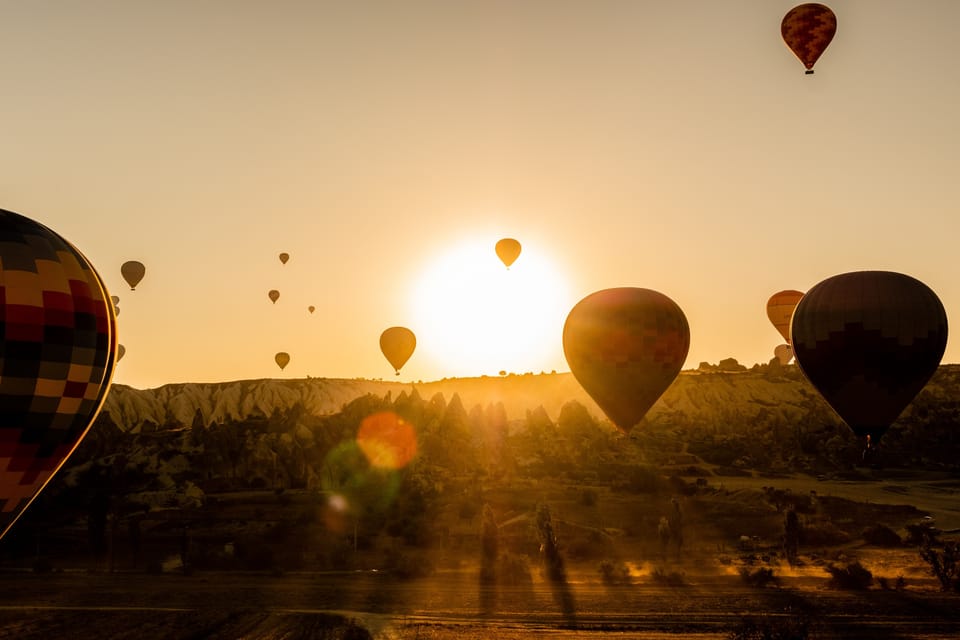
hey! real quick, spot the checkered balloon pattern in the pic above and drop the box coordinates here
[781,3,837,71]
[791,271,947,440]
[563,288,690,433]
[0,209,117,538]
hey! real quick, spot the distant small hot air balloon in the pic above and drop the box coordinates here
[117,344,126,362]
[495,238,522,269]
[791,271,948,443]
[275,352,290,370]
[774,344,793,365]
[121,260,146,290]
[268,289,280,304]
[563,288,690,433]
[0,209,117,539]
[308,305,315,314]
[279,252,289,264]
[781,3,837,74]
[766,290,804,344]
[380,327,416,375]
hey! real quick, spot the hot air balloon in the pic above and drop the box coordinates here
[279,252,289,264]
[117,344,126,362]
[791,271,947,443]
[0,209,117,539]
[308,305,315,314]
[121,260,145,290]
[268,289,280,304]
[275,352,290,370]
[767,290,804,343]
[781,3,837,74]
[563,288,690,433]
[774,344,793,365]
[380,327,416,375]
[495,238,521,269]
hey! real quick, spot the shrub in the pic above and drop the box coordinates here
[649,567,686,587]
[739,567,779,588]
[599,560,631,586]
[384,549,435,580]
[498,553,533,587]
[918,539,960,592]
[728,613,811,640]
[579,488,598,507]
[862,524,902,547]
[825,561,873,590]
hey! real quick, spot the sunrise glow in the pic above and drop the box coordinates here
[410,239,573,378]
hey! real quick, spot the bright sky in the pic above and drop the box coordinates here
[2,1,958,389]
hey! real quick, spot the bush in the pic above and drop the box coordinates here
[384,549,435,580]
[918,539,960,592]
[579,488,598,507]
[739,567,779,588]
[599,560,631,586]
[728,613,811,640]
[649,567,686,587]
[862,524,902,547]
[825,561,873,590]
[801,520,850,547]
[498,553,533,587]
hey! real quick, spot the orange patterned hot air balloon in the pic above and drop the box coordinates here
[766,290,804,344]
[563,288,689,433]
[0,209,118,538]
[781,4,837,74]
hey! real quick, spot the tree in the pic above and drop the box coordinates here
[784,508,800,564]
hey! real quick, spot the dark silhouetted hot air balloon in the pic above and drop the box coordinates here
[117,344,126,362]
[275,352,290,370]
[791,271,947,443]
[767,290,804,343]
[563,288,690,433]
[121,260,145,290]
[781,4,837,74]
[268,289,280,304]
[495,238,521,269]
[308,305,315,314]
[774,344,793,365]
[279,252,289,264]
[380,327,416,375]
[0,209,117,538]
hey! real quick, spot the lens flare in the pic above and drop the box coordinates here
[357,411,417,470]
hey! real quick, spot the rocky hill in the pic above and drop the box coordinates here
[100,364,820,434]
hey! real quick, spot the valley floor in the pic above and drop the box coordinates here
[0,569,958,639]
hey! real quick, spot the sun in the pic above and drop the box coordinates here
[411,239,573,378]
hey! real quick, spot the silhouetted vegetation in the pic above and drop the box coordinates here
[825,561,873,590]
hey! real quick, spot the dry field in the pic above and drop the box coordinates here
[0,565,958,639]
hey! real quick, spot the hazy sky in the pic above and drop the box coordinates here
[2,1,958,389]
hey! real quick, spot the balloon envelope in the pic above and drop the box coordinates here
[308,305,315,314]
[380,327,416,374]
[495,238,521,268]
[0,209,117,538]
[268,289,280,304]
[563,288,690,433]
[117,344,126,362]
[275,352,290,370]
[767,290,804,343]
[781,3,837,73]
[774,344,793,365]
[120,260,145,290]
[279,252,289,264]
[791,271,947,441]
